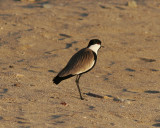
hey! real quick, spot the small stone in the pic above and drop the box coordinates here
[120,105,125,108]
[43,4,53,9]
[113,97,124,102]
[12,83,21,87]
[59,34,72,38]
[80,13,88,17]
[127,1,137,8]
[140,58,156,62]
[125,68,136,72]
[0,116,3,120]
[150,69,159,72]
[9,65,14,68]
[60,102,67,106]
[103,96,113,99]
[30,84,35,86]
[16,73,24,77]
[125,100,131,104]
[110,123,115,126]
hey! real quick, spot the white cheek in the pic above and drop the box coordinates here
[88,44,100,54]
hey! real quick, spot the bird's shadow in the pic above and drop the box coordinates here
[71,92,103,100]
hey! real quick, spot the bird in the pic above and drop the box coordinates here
[53,39,102,100]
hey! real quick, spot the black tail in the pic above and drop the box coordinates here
[53,74,74,85]
[53,76,63,85]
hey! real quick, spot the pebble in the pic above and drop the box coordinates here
[9,65,14,68]
[113,97,132,104]
[113,97,124,102]
[125,100,131,104]
[103,95,113,99]
[12,83,21,87]
[127,1,137,8]
[43,4,53,9]
[120,105,125,108]
[60,102,67,106]
[16,73,24,77]
[0,116,3,120]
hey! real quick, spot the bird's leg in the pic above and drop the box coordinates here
[75,75,84,100]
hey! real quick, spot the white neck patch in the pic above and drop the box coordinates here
[88,44,101,54]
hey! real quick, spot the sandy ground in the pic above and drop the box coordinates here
[0,0,160,128]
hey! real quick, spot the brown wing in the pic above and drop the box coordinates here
[58,48,95,77]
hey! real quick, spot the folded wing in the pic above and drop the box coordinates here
[58,48,96,77]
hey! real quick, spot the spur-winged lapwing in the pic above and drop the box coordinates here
[53,39,102,100]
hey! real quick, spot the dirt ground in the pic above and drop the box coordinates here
[0,0,160,128]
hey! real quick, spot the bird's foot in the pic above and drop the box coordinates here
[80,97,84,100]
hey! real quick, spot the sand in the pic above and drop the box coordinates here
[0,0,160,128]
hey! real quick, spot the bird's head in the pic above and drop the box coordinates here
[87,39,103,54]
